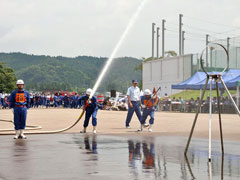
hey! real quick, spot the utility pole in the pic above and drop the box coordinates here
[227,37,230,54]
[156,27,160,59]
[179,14,183,56]
[206,34,209,67]
[182,31,185,55]
[152,23,156,61]
[162,19,166,58]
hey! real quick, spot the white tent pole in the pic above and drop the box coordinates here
[237,85,239,108]
[200,89,202,113]
[184,89,186,112]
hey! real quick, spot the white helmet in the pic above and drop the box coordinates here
[144,89,152,96]
[16,79,24,85]
[86,88,93,95]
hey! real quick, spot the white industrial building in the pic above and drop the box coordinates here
[142,54,194,97]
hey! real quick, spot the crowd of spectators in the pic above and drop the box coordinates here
[102,97,128,111]
[0,92,82,109]
[160,93,238,114]
[1,91,238,114]
[0,92,129,111]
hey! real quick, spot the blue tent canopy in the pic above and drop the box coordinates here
[171,72,206,90]
[172,69,240,90]
[221,69,240,89]
[224,72,240,88]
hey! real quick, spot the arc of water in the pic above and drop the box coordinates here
[90,0,148,98]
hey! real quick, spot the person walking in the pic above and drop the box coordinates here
[125,80,142,128]
[9,80,30,139]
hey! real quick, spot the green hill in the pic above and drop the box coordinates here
[0,52,142,93]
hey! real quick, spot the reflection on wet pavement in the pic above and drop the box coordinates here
[0,134,240,180]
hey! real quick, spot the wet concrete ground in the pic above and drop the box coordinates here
[0,134,239,180]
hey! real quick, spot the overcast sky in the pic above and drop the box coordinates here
[0,0,240,59]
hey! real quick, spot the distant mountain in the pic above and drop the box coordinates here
[0,52,142,93]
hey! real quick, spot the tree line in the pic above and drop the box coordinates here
[0,53,142,93]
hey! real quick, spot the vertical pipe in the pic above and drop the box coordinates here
[197,53,199,71]
[236,47,238,68]
[162,20,166,58]
[179,14,183,56]
[237,85,239,108]
[215,50,217,71]
[208,76,212,162]
[182,31,185,81]
[152,23,156,61]
[210,48,213,69]
[206,34,209,68]
[156,27,160,59]
[182,31,185,55]
[161,20,165,81]
[160,58,163,80]
[236,47,239,68]
[151,23,155,81]
[200,89,202,113]
[227,37,230,54]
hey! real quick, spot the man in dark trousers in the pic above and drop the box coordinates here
[125,80,142,129]
[9,79,30,139]
[79,88,102,134]
[138,89,159,132]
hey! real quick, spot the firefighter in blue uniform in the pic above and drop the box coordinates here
[63,94,69,108]
[74,93,78,108]
[79,88,102,134]
[54,93,58,107]
[138,89,159,132]
[9,79,30,139]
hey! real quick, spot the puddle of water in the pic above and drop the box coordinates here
[0,134,239,180]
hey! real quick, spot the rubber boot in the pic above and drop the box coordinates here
[137,124,143,132]
[80,127,87,133]
[148,125,152,132]
[13,130,20,139]
[93,126,97,134]
[19,129,27,139]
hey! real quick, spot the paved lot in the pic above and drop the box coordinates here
[0,109,240,179]
[0,109,240,140]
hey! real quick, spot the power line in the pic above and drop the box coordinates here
[167,21,229,38]
[185,38,206,42]
[165,28,178,33]
[186,31,206,37]
[184,15,240,29]
[183,24,220,34]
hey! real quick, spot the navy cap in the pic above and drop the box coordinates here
[132,80,138,83]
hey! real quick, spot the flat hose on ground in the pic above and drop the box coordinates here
[0,109,85,135]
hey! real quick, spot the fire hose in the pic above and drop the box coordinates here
[0,109,85,135]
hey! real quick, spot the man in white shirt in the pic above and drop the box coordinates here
[125,80,142,128]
